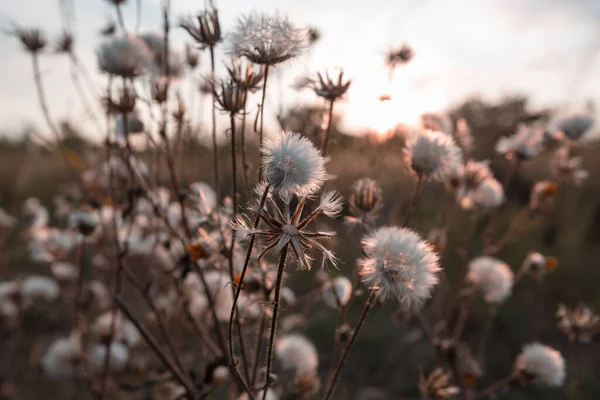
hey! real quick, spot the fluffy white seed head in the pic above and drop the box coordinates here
[515,342,566,387]
[20,275,60,304]
[97,35,153,77]
[261,131,326,199]
[468,256,514,304]
[42,336,81,379]
[276,333,319,374]
[404,130,462,181]
[322,276,352,308]
[51,262,78,283]
[358,226,440,307]
[495,125,543,159]
[90,342,129,373]
[228,12,306,65]
[317,190,344,218]
[459,177,504,210]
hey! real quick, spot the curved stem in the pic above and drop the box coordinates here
[257,65,270,181]
[403,174,423,227]
[261,245,288,400]
[323,292,376,400]
[321,99,335,157]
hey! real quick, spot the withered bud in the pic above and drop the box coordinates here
[213,79,246,115]
[172,94,186,122]
[418,367,460,399]
[151,77,169,104]
[313,70,351,101]
[185,44,200,69]
[104,87,136,114]
[307,26,321,45]
[54,31,73,54]
[100,21,116,37]
[226,58,265,92]
[105,0,129,5]
[13,26,47,53]
[386,44,414,68]
[349,178,383,217]
[180,6,222,49]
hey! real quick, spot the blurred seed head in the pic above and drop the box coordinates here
[552,146,588,186]
[97,35,153,78]
[418,367,460,399]
[151,76,169,104]
[386,44,414,69]
[100,21,116,37]
[467,256,513,304]
[520,251,557,280]
[427,227,447,253]
[185,43,200,68]
[496,124,544,160]
[514,342,565,387]
[458,176,504,210]
[404,130,463,182]
[68,206,100,236]
[322,276,352,309]
[12,26,47,53]
[54,31,73,54]
[226,58,265,92]
[213,79,247,115]
[276,334,319,374]
[529,180,559,214]
[228,12,307,65]
[180,6,222,49]
[307,26,321,45]
[556,303,599,343]
[346,178,382,228]
[312,70,351,102]
[104,86,137,114]
[172,94,186,122]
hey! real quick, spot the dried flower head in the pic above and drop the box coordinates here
[496,124,544,160]
[451,159,493,192]
[404,130,462,181]
[529,180,559,213]
[293,370,321,397]
[458,177,504,210]
[419,368,460,399]
[261,131,326,199]
[97,35,152,78]
[312,70,351,102]
[548,114,594,142]
[346,178,383,227]
[42,335,82,378]
[552,146,588,185]
[185,43,200,68]
[307,26,321,45]
[358,226,440,307]
[104,86,137,114]
[556,303,599,343]
[467,256,513,304]
[54,31,73,54]
[520,251,557,280]
[180,7,222,49]
[20,276,60,305]
[228,12,306,65]
[232,185,341,270]
[276,334,319,374]
[213,79,247,115]
[322,276,352,308]
[386,44,414,68]
[12,26,47,53]
[226,58,265,92]
[427,227,447,253]
[514,342,566,387]
[421,113,453,135]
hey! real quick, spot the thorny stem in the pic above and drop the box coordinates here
[114,297,197,398]
[476,373,516,399]
[262,245,289,400]
[403,174,424,227]
[228,186,271,399]
[209,46,221,203]
[323,292,376,400]
[257,65,270,181]
[321,99,335,157]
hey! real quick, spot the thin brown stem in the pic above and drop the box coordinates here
[251,305,268,386]
[262,245,288,400]
[257,65,269,181]
[476,374,516,399]
[569,338,591,400]
[403,174,423,227]
[114,3,127,34]
[209,46,221,203]
[321,99,335,157]
[240,97,252,200]
[323,292,376,400]
[476,307,496,364]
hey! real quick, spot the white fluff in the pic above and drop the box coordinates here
[495,125,543,159]
[359,226,440,307]
[276,333,319,374]
[42,336,81,379]
[515,342,566,387]
[20,275,60,303]
[459,177,504,210]
[468,256,514,304]
[322,276,352,308]
[404,130,462,181]
[90,342,130,373]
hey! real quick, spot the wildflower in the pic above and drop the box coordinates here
[89,342,129,372]
[185,43,199,68]
[54,31,73,54]
[42,336,82,378]
[322,276,352,308]
[358,226,440,307]
[514,342,566,387]
[69,207,100,236]
[232,187,341,270]
[404,130,462,182]
[386,44,414,68]
[552,146,588,185]
[97,35,152,78]
[228,12,306,65]
[345,178,383,228]
[276,334,319,374]
[312,70,351,102]
[20,276,60,305]
[226,58,265,92]
[556,304,599,343]
[213,79,247,115]
[418,368,460,399]
[467,256,513,304]
[520,251,557,280]
[12,26,47,53]
[496,124,544,160]
[180,6,222,49]
[529,180,559,213]
[458,177,504,210]
[261,131,326,199]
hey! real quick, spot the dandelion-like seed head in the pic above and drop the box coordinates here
[358,226,440,307]
[97,35,153,78]
[521,251,557,280]
[467,256,513,304]
[213,78,247,115]
[404,130,462,182]
[261,131,326,199]
[276,333,319,374]
[458,177,504,210]
[180,7,222,49]
[322,276,352,309]
[496,124,544,160]
[185,43,200,68]
[515,342,566,387]
[228,12,307,65]
[12,26,47,53]
[552,146,588,186]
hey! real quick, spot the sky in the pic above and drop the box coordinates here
[1,0,600,140]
